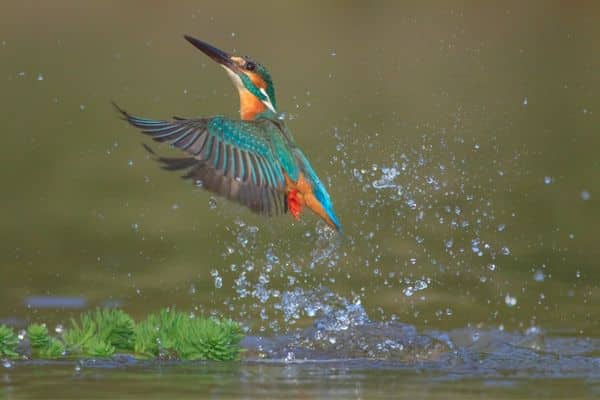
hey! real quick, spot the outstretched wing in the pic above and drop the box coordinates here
[115,104,291,216]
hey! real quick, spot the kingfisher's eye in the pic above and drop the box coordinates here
[245,61,256,71]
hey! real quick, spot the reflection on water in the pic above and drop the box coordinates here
[5,293,598,398]
[24,296,87,309]
[2,322,599,399]
[241,297,600,381]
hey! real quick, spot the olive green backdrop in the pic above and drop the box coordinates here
[0,1,598,337]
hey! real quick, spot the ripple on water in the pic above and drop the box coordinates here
[241,314,600,379]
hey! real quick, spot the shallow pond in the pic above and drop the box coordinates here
[3,320,600,399]
[1,1,599,398]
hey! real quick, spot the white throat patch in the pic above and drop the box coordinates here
[259,88,277,113]
[222,65,243,88]
[222,65,277,113]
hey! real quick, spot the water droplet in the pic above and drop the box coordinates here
[414,279,428,291]
[18,329,26,341]
[37,73,44,81]
[403,287,414,297]
[543,176,553,185]
[372,167,399,189]
[208,197,217,209]
[444,239,454,249]
[533,270,545,282]
[305,304,318,317]
[575,270,581,279]
[581,190,590,201]
[3,360,13,369]
[127,160,134,167]
[522,97,528,106]
[284,351,295,362]
[79,104,86,111]
[471,238,481,254]
[210,269,222,288]
[504,294,517,307]
[54,324,64,334]
[265,248,279,265]
[131,223,139,232]
[188,284,197,295]
[500,246,511,256]
[487,263,496,271]
[497,224,506,232]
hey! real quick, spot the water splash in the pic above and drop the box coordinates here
[203,119,567,342]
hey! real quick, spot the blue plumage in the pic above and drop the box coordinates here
[115,36,341,231]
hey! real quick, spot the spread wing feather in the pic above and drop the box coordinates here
[115,104,289,216]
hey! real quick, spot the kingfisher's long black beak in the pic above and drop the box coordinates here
[184,35,237,71]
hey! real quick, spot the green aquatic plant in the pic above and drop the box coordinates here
[134,309,244,361]
[27,324,51,349]
[27,324,65,359]
[134,308,185,358]
[85,338,115,357]
[176,317,244,361]
[39,337,65,359]
[63,312,96,354]
[93,308,135,350]
[0,324,19,358]
[63,308,135,356]
[1,308,244,361]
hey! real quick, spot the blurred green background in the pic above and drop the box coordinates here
[0,1,598,336]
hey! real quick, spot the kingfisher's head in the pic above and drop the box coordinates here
[184,35,277,120]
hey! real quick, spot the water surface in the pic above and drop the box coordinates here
[1,1,599,398]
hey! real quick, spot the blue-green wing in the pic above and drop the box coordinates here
[116,105,294,216]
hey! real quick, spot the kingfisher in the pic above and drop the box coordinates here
[115,35,341,231]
